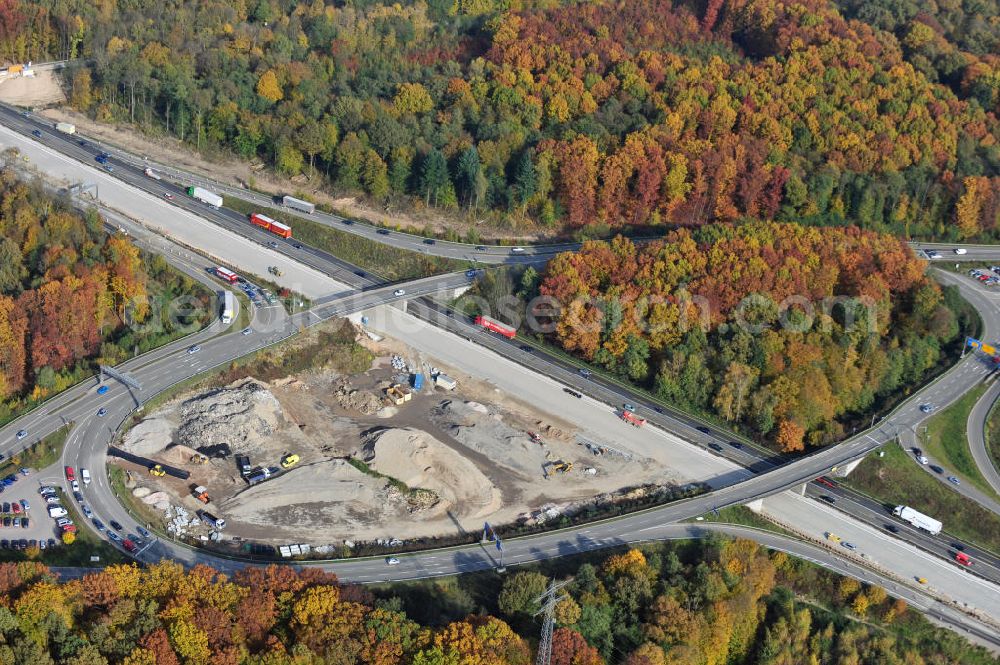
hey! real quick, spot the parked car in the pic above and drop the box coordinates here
[19,499,28,511]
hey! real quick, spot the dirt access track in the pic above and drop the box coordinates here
[114,324,683,550]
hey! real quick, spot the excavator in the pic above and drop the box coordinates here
[149,464,166,477]
[542,460,573,478]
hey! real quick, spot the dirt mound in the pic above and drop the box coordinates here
[219,460,398,534]
[431,400,548,480]
[122,416,173,457]
[175,379,284,454]
[333,379,381,414]
[362,427,501,516]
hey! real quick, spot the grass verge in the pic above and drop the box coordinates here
[985,398,1000,485]
[222,196,471,281]
[108,466,164,531]
[0,425,71,476]
[917,382,1000,500]
[843,443,1000,553]
[693,505,796,537]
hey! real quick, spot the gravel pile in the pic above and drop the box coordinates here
[175,379,283,454]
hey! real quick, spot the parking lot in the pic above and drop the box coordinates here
[0,470,63,552]
[965,266,1000,287]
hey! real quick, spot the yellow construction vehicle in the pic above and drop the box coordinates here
[280,453,299,469]
[542,460,573,478]
[149,464,166,477]
[191,454,208,464]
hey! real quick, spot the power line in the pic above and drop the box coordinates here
[533,579,570,665]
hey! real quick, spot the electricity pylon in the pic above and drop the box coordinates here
[533,579,570,665]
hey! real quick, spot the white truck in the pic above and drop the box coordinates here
[144,167,162,180]
[81,468,91,485]
[55,122,75,135]
[187,186,223,209]
[893,505,942,535]
[282,195,315,214]
[220,291,235,325]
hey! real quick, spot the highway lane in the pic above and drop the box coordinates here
[1,104,575,265]
[1,106,1000,632]
[968,381,1000,495]
[0,120,351,298]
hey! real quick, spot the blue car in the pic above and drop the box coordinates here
[97,385,109,395]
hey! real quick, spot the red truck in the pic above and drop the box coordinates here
[620,410,646,427]
[250,213,293,239]
[474,315,516,339]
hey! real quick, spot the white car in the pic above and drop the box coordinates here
[393,289,405,297]
[47,507,67,518]
[954,248,967,255]
[71,480,80,492]
[242,328,252,335]
[187,345,201,354]
[386,557,400,566]
[45,496,61,505]
[511,247,525,254]
[918,455,929,465]
[16,430,27,440]
[926,251,942,259]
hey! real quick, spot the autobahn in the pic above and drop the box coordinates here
[0,103,578,265]
[3,110,1000,642]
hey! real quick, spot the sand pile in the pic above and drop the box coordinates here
[362,427,501,516]
[219,460,394,531]
[431,400,549,480]
[122,416,173,457]
[333,379,381,414]
[175,379,283,453]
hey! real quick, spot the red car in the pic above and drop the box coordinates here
[815,477,836,489]
[122,539,137,553]
[955,552,973,566]
[61,524,76,533]
[64,466,75,481]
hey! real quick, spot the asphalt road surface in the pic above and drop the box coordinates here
[1,104,577,265]
[3,109,1000,639]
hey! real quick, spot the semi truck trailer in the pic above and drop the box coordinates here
[282,195,315,214]
[893,505,942,535]
[187,186,223,208]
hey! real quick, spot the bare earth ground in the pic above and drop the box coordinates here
[0,71,65,106]
[114,329,679,547]
[38,105,545,241]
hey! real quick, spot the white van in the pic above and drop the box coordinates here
[954,248,967,255]
[48,506,67,518]
[81,469,91,485]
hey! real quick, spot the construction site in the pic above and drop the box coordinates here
[112,324,683,551]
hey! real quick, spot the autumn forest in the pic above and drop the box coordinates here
[0,0,997,238]
[0,538,993,665]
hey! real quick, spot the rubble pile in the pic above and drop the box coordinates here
[175,379,283,454]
